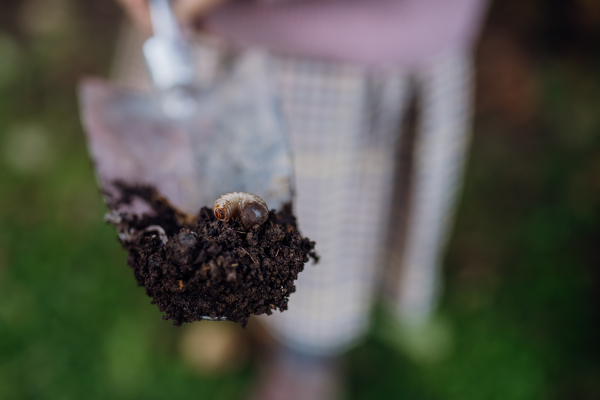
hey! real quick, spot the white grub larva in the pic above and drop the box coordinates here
[212,192,269,229]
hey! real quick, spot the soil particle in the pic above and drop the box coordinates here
[105,182,318,327]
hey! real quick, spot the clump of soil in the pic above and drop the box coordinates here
[105,182,318,327]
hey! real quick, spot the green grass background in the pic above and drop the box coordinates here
[1,1,600,399]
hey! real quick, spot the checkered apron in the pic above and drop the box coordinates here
[112,23,473,355]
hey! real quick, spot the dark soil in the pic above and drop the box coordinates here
[105,182,318,327]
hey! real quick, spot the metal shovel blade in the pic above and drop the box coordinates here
[79,52,294,217]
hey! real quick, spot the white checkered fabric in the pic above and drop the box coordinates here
[112,24,473,356]
[391,52,473,326]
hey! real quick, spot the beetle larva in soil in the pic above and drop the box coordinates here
[212,192,269,229]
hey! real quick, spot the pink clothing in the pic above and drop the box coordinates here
[205,0,488,67]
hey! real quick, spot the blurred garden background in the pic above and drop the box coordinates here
[1,0,600,399]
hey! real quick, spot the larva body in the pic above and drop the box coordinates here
[212,192,269,229]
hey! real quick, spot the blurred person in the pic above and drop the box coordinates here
[114,0,489,398]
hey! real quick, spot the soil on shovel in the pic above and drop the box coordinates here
[105,181,318,327]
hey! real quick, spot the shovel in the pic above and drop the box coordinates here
[79,0,294,220]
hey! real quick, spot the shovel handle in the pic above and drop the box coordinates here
[148,0,182,39]
[144,0,197,119]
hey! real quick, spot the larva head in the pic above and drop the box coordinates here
[241,201,269,229]
[213,205,227,222]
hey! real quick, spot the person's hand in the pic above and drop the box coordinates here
[116,0,230,34]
